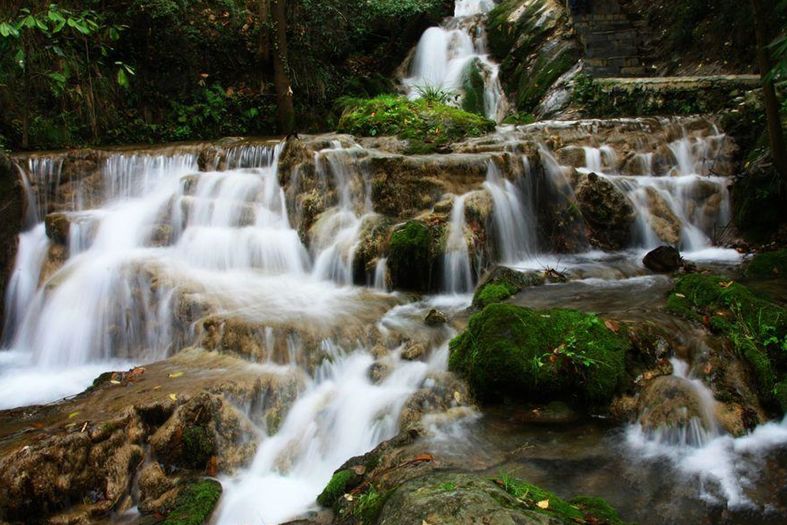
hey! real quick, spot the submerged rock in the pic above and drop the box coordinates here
[643,245,682,273]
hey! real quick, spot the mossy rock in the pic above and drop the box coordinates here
[472,267,546,308]
[337,95,495,147]
[746,249,787,279]
[462,58,487,116]
[667,274,787,412]
[449,304,629,404]
[182,426,216,470]
[317,469,356,508]
[387,221,433,292]
[161,479,222,525]
[376,472,626,525]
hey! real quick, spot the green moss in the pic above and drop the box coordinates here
[667,274,787,411]
[387,221,433,292]
[516,44,578,111]
[317,469,354,508]
[570,496,626,524]
[474,282,518,308]
[462,59,487,116]
[337,95,495,147]
[746,249,787,278]
[449,304,629,404]
[499,475,584,521]
[182,426,215,469]
[162,479,222,525]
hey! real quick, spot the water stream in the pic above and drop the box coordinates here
[402,0,507,121]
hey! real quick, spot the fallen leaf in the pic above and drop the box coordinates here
[110,380,122,385]
[207,455,219,477]
[413,453,433,463]
[675,293,686,298]
[168,393,177,401]
[68,411,80,419]
[720,281,734,288]
[344,494,353,502]
[537,499,550,509]
[604,319,620,333]
[153,385,161,390]
[168,371,184,379]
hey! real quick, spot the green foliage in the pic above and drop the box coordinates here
[353,486,387,525]
[317,469,354,507]
[667,274,787,411]
[337,95,495,147]
[162,479,222,525]
[569,496,626,525]
[461,59,486,116]
[449,304,629,404]
[416,85,457,105]
[746,249,787,278]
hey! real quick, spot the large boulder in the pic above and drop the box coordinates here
[575,172,635,250]
[449,303,629,405]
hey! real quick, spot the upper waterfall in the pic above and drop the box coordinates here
[402,0,508,121]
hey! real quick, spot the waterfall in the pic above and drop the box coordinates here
[373,257,388,291]
[310,143,374,285]
[402,0,507,121]
[484,160,538,263]
[442,194,474,293]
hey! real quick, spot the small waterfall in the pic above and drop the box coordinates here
[21,157,64,223]
[442,194,474,294]
[373,257,388,291]
[484,161,538,263]
[576,133,732,252]
[403,0,507,121]
[310,143,374,285]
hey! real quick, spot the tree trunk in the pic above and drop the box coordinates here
[270,0,295,134]
[258,0,271,63]
[751,0,787,179]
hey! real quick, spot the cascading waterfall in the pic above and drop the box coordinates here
[310,143,375,285]
[442,194,474,293]
[580,134,732,253]
[403,0,507,121]
[484,160,538,263]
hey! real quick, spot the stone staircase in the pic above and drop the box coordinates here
[568,0,647,77]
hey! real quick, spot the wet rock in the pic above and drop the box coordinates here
[0,410,145,522]
[160,478,222,525]
[473,266,546,308]
[398,372,472,430]
[576,172,635,250]
[368,361,392,384]
[138,463,178,514]
[387,220,434,292]
[638,376,714,432]
[644,187,682,245]
[149,392,256,473]
[45,212,71,244]
[401,341,426,361]
[377,472,563,525]
[424,309,447,327]
[643,246,683,273]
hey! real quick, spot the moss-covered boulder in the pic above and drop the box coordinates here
[337,95,495,152]
[449,304,629,404]
[376,472,626,525]
[161,479,222,525]
[487,0,579,113]
[667,274,787,413]
[387,221,434,292]
[746,249,787,279]
[472,266,546,308]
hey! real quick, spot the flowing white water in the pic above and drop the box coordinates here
[484,161,538,262]
[442,194,474,293]
[403,0,507,121]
